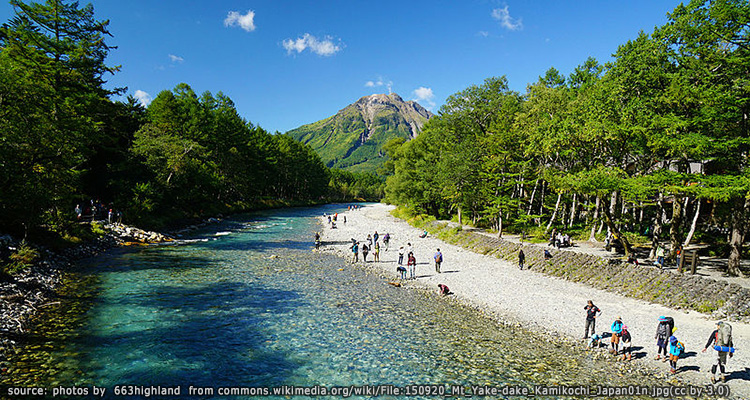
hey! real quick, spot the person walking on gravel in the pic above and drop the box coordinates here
[702,321,734,383]
[610,316,623,355]
[407,252,417,280]
[655,316,674,361]
[351,241,359,263]
[583,300,600,339]
[518,249,525,270]
[398,245,405,266]
[434,248,443,273]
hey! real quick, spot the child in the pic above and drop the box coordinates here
[438,284,450,296]
[620,325,632,361]
[668,335,684,374]
[374,242,380,262]
[396,265,407,280]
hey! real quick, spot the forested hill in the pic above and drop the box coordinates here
[286,93,432,173]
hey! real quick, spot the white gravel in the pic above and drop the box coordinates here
[319,203,750,399]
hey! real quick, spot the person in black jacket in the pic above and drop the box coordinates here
[702,321,734,383]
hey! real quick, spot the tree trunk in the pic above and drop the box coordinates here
[602,204,633,257]
[650,193,665,259]
[527,178,539,216]
[683,199,701,247]
[589,195,600,242]
[569,193,578,229]
[457,207,462,225]
[537,181,546,226]
[727,196,750,277]
[545,192,562,234]
[670,195,684,258]
[609,190,619,229]
[497,211,503,239]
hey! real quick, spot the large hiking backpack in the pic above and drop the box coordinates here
[664,317,675,335]
[718,322,732,346]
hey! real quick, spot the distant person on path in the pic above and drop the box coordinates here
[655,245,666,269]
[702,321,734,383]
[398,245,405,266]
[373,231,379,244]
[583,300,600,339]
[351,241,359,263]
[544,249,552,260]
[383,233,390,251]
[362,243,370,262]
[655,316,674,361]
[75,204,82,220]
[434,248,443,273]
[518,249,525,270]
[343,215,346,224]
[407,252,416,280]
[314,232,321,249]
[620,325,633,361]
[610,317,623,355]
[367,234,373,248]
[668,335,685,374]
[373,242,380,262]
[397,264,407,280]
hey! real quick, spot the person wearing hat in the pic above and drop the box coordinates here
[655,316,673,361]
[610,316,624,355]
[668,335,684,374]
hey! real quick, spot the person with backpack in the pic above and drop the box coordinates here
[383,233,390,251]
[702,321,734,383]
[434,248,443,273]
[518,249,525,270]
[362,243,369,262]
[655,316,674,361]
[583,300,601,339]
[619,325,633,361]
[351,241,359,263]
[610,317,623,355]
[668,335,685,374]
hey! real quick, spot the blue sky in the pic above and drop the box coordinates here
[1,1,683,133]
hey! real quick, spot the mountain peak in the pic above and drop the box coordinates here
[287,93,433,173]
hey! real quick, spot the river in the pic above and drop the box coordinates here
[1,205,671,399]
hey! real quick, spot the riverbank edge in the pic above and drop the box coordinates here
[409,216,750,323]
[316,206,746,399]
[0,199,337,364]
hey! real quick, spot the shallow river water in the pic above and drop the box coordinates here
[2,205,681,399]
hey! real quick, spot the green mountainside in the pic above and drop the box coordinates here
[286,93,433,173]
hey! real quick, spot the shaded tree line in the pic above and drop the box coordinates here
[0,0,377,238]
[385,0,750,276]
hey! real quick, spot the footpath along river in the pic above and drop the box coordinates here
[0,205,717,399]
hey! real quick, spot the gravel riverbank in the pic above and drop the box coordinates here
[318,203,750,399]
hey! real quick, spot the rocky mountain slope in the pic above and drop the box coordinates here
[286,93,433,173]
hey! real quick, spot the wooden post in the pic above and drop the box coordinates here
[690,251,698,275]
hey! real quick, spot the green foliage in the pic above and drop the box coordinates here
[3,241,39,275]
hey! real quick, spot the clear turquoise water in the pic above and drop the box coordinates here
[2,205,666,399]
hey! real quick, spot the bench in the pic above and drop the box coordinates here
[678,250,700,274]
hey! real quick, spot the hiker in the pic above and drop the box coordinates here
[610,317,623,355]
[544,249,552,260]
[398,245,405,265]
[373,231,379,244]
[343,215,346,224]
[438,284,450,296]
[702,321,734,383]
[383,233,390,251]
[655,245,666,269]
[362,243,370,262]
[407,252,416,280]
[668,335,685,374]
[434,248,443,273]
[584,300,600,339]
[518,249,525,270]
[351,241,359,263]
[314,232,321,249]
[655,316,674,361]
[620,325,633,361]
[373,241,380,262]
[367,234,373,248]
[75,204,82,220]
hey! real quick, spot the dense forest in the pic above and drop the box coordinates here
[0,0,383,243]
[384,0,750,276]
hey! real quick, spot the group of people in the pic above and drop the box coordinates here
[349,231,390,264]
[549,229,572,248]
[75,199,122,224]
[584,300,735,382]
[323,212,345,229]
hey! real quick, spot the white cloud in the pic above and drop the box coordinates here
[412,86,436,110]
[282,33,341,56]
[134,90,152,107]
[365,78,392,93]
[168,54,184,63]
[224,10,256,32]
[478,31,490,38]
[491,6,523,31]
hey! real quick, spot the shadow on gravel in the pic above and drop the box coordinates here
[727,367,750,382]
